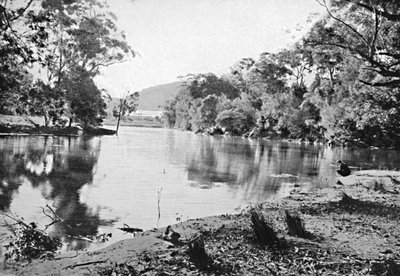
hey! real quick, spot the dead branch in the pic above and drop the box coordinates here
[2,212,30,228]
[63,260,108,270]
[118,223,143,234]
[54,252,80,260]
[42,205,64,230]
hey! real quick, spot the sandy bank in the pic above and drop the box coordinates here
[3,170,400,275]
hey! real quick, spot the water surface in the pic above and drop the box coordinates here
[1,127,399,251]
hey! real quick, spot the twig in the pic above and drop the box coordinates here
[2,212,29,228]
[42,205,64,230]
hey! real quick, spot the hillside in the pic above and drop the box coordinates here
[105,81,183,115]
[137,81,183,111]
[103,81,183,127]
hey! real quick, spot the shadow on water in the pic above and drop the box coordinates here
[0,136,110,250]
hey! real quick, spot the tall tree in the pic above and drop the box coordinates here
[39,0,134,84]
[60,66,107,128]
[37,0,134,127]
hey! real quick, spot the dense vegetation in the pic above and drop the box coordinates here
[0,0,134,128]
[163,0,400,148]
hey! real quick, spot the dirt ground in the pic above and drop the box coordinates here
[2,170,400,275]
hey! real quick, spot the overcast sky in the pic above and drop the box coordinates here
[96,0,325,97]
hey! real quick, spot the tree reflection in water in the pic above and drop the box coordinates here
[185,137,326,201]
[0,136,108,250]
[2,128,400,252]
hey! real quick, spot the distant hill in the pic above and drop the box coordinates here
[105,81,183,115]
[103,81,183,126]
[137,81,184,111]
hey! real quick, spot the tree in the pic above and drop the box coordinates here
[307,0,400,87]
[182,73,240,100]
[192,94,219,131]
[39,0,135,84]
[215,95,256,135]
[0,0,50,113]
[0,0,135,130]
[60,66,107,128]
[162,99,177,128]
[25,80,65,126]
[113,90,139,133]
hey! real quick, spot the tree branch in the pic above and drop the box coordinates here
[88,59,127,73]
[369,6,380,59]
[356,1,400,22]
[318,0,369,47]
[359,79,400,87]
[10,0,34,21]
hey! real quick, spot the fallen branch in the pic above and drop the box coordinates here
[63,260,108,270]
[2,212,30,229]
[118,223,143,234]
[54,253,80,260]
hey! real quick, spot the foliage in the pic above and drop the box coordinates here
[192,94,219,131]
[61,66,107,127]
[113,90,139,132]
[4,218,62,262]
[306,0,400,87]
[182,73,240,100]
[215,95,256,135]
[40,0,134,83]
[112,91,139,119]
[162,99,177,128]
[0,0,134,129]
[24,80,66,126]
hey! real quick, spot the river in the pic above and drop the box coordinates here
[0,126,399,252]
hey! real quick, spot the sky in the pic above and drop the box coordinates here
[96,0,325,97]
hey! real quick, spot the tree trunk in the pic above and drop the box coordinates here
[115,99,124,134]
[44,114,49,126]
[69,117,73,127]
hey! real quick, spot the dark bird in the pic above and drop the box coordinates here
[337,160,351,177]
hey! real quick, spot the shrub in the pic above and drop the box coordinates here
[4,220,61,262]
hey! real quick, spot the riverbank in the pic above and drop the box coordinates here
[3,170,400,275]
[0,115,116,136]
[102,115,163,128]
